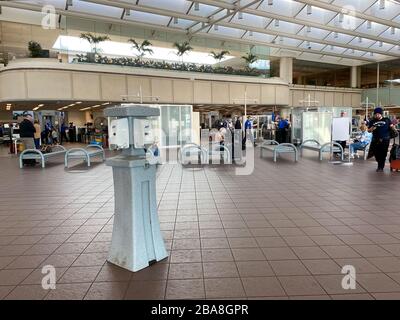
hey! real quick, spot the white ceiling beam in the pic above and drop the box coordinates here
[82,0,400,58]
[0,0,377,63]
[190,0,400,47]
[295,0,400,29]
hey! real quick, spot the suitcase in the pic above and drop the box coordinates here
[390,135,400,172]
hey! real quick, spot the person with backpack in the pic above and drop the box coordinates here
[368,107,396,172]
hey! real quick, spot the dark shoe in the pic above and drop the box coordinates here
[376,168,383,172]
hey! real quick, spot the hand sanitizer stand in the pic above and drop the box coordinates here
[104,105,168,272]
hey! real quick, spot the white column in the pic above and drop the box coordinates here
[351,66,358,88]
[279,57,293,84]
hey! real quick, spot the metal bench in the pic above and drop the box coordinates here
[179,143,208,165]
[65,144,105,168]
[300,139,344,161]
[260,140,298,162]
[348,142,371,160]
[19,145,67,168]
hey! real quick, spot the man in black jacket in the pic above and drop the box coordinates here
[368,107,395,172]
[19,112,36,150]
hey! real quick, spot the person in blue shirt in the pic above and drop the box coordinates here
[244,116,252,130]
[349,124,372,158]
[277,118,289,143]
[368,107,395,172]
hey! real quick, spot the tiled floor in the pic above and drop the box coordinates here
[1,143,400,300]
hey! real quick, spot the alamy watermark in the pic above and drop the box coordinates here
[41,265,56,290]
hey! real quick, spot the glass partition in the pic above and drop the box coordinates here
[301,112,333,144]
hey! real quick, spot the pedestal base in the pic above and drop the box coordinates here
[107,156,168,272]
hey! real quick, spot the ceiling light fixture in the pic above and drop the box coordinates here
[6,105,11,110]
[367,21,372,29]
[38,104,44,107]
[274,19,280,27]
[194,2,200,11]
[330,45,334,50]
[358,36,362,43]
[338,13,344,23]
[379,0,385,10]
[306,5,312,15]
[391,27,396,35]
[67,0,73,6]
[75,102,82,104]
[306,26,311,33]
[214,24,218,31]
[268,0,273,5]
[33,107,40,111]
[249,30,253,36]
[173,17,178,24]
[125,9,130,16]
[334,32,338,38]
[379,41,383,47]
[238,12,243,20]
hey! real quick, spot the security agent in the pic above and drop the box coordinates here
[368,107,395,172]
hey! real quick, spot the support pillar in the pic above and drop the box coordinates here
[279,57,293,84]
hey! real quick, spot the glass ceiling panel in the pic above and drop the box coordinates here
[364,0,400,20]
[321,45,347,54]
[21,0,66,9]
[331,0,377,12]
[296,6,337,25]
[298,26,331,39]
[278,38,303,47]
[324,32,354,44]
[206,25,244,38]
[228,12,270,29]
[138,0,190,13]
[169,18,195,29]
[343,48,369,57]
[368,41,395,52]
[189,3,220,17]
[348,37,376,48]
[69,1,123,19]
[243,32,275,43]
[125,11,170,26]
[380,27,400,41]
[298,41,326,51]
[355,21,389,36]
[257,0,305,18]
[266,20,303,35]
[327,14,364,31]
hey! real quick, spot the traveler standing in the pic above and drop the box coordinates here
[19,112,36,150]
[33,120,41,149]
[368,107,395,172]
[60,122,69,144]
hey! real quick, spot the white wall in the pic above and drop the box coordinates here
[67,111,86,127]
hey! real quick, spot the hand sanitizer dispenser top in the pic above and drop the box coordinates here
[104,104,167,272]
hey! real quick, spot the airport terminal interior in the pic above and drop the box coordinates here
[1,0,400,301]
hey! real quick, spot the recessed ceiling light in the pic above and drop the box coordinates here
[38,104,44,107]
[75,101,82,104]
[33,107,40,111]
[306,4,312,15]
[6,106,11,110]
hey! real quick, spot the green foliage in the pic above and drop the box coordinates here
[173,41,193,57]
[128,39,154,59]
[241,52,258,66]
[80,33,110,53]
[210,50,230,62]
[74,53,263,77]
[28,41,43,58]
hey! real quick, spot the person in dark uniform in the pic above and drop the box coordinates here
[368,107,395,172]
[19,112,36,165]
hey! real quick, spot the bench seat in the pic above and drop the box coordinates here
[65,144,105,168]
[300,139,344,161]
[260,140,298,162]
[19,145,67,168]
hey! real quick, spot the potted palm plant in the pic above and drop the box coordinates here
[241,52,258,70]
[80,33,110,62]
[210,50,230,67]
[128,39,154,62]
[28,41,49,58]
[173,41,193,63]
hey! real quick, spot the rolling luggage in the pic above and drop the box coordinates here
[389,134,400,172]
